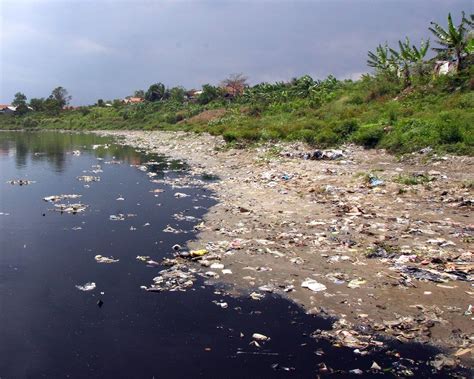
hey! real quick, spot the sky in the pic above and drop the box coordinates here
[0,0,472,105]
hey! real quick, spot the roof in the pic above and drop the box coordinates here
[0,104,11,110]
[124,97,144,103]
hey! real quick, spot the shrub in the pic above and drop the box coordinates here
[352,123,385,148]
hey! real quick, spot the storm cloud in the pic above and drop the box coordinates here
[1,0,471,105]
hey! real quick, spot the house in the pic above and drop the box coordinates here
[123,97,144,104]
[0,105,16,114]
[434,60,456,76]
[185,89,203,100]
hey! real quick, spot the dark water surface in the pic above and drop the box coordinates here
[0,132,463,378]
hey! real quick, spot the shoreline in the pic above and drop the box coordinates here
[98,130,474,366]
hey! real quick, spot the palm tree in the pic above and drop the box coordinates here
[429,12,469,70]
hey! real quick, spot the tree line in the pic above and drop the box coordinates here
[7,12,472,117]
[11,87,71,115]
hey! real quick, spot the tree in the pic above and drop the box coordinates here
[390,38,415,87]
[134,90,145,99]
[12,92,27,107]
[429,12,471,71]
[409,39,430,77]
[220,73,248,97]
[367,43,395,75]
[145,82,167,102]
[198,84,221,105]
[169,86,186,103]
[97,99,105,107]
[29,98,45,111]
[11,92,28,115]
[49,87,71,108]
[43,98,62,115]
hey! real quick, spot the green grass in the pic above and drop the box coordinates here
[1,68,473,155]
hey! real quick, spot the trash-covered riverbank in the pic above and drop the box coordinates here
[98,130,474,369]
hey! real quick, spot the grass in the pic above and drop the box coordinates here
[1,68,473,155]
[393,173,435,185]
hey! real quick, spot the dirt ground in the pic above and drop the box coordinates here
[99,130,473,365]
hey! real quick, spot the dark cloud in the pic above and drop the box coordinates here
[1,0,471,105]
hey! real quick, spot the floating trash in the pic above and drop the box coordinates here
[53,203,88,214]
[7,179,35,185]
[77,175,100,183]
[43,194,82,203]
[75,282,96,291]
[109,214,125,221]
[94,255,119,264]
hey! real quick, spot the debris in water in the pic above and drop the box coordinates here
[53,203,88,214]
[109,214,125,221]
[252,333,270,342]
[77,175,100,183]
[94,255,119,264]
[43,194,82,202]
[7,179,35,185]
[75,282,96,291]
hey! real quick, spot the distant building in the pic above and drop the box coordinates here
[0,105,17,114]
[123,97,144,104]
[434,60,456,76]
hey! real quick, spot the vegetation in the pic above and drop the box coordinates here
[1,12,473,155]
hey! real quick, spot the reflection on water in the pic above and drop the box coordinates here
[0,131,185,173]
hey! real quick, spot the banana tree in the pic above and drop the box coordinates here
[409,39,430,76]
[389,38,413,87]
[367,43,397,76]
[429,12,470,71]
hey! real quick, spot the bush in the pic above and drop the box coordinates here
[352,123,385,148]
[334,119,358,137]
[22,117,39,128]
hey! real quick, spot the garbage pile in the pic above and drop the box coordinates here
[144,264,196,292]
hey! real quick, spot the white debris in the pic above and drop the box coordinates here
[75,282,96,291]
[301,278,327,292]
[94,255,119,264]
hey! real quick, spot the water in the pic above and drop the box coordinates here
[0,131,464,378]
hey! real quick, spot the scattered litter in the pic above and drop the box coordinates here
[43,194,82,202]
[252,333,270,342]
[174,192,190,198]
[75,282,96,291]
[213,301,228,309]
[53,203,88,214]
[77,175,100,183]
[145,265,195,292]
[94,255,119,264]
[347,278,366,289]
[250,292,265,300]
[302,278,327,292]
[110,214,125,221]
[190,249,208,257]
[7,179,35,185]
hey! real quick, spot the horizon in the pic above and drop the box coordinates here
[1,0,472,106]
